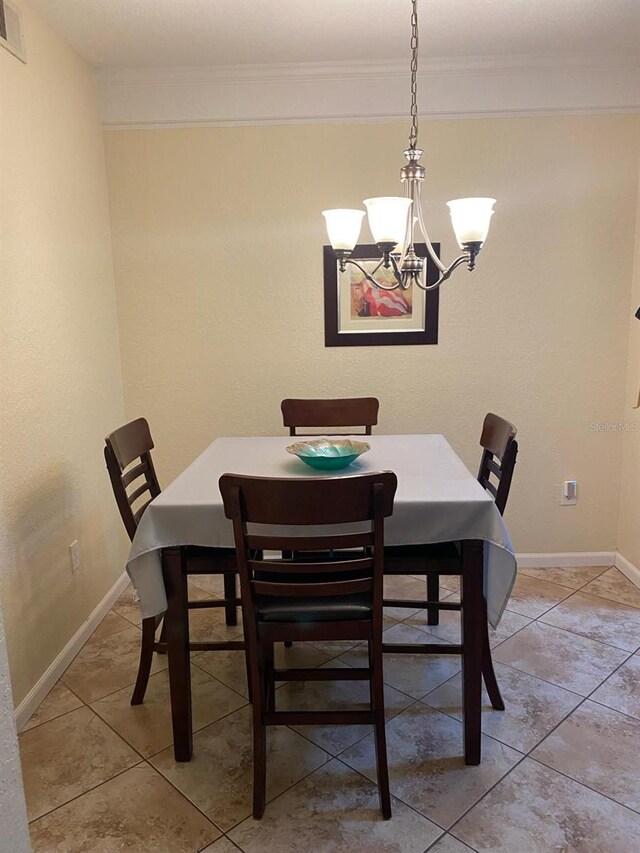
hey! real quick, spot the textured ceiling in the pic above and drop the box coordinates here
[28,0,640,69]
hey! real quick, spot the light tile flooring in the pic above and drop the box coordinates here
[19,567,640,852]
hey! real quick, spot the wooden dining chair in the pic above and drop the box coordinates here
[383,412,519,712]
[104,417,241,706]
[281,397,379,435]
[219,471,397,820]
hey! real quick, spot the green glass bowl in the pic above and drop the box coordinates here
[286,438,370,470]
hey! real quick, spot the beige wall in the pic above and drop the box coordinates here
[104,116,639,555]
[617,148,640,569]
[0,1,127,704]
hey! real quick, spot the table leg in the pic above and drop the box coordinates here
[461,538,483,765]
[162,547,193,761]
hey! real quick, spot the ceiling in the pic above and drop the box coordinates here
[29,0,640,70]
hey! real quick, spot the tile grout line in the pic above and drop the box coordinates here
[143,646,337,835]
[407,607,533,652]
[19,692,86,735]
[138,757,225,837]
[490,620,634,689]
[414,598,629,736]
[218,748,336,835]
[143,693,252,763]
[519,563,610,592]
[324,695,530,834]
[331,748,453,835]
[535,615,640,654]
[524,754,640,818]
[444,607,639,840]
[27,759,147,827]
[573,569,640,611]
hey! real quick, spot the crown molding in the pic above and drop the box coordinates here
[98,53,640,129]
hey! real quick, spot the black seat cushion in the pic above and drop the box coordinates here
[255,592,372,623]
[185,546,236,558]
[384,541,461,574]
[184,546,237,572]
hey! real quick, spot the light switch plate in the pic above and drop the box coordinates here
[560,480,577,506]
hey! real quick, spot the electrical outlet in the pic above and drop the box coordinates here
[69,540,81,572]
[560,480,577,506]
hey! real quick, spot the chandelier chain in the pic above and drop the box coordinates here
[408,0,419,150]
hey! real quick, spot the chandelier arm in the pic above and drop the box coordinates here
[415,182,447,273]
[388,252,410,289]
[414,253,470,291]
[344,258,403,291]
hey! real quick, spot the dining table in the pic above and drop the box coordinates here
[126,434,517,764]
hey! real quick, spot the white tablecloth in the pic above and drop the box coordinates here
[126,435,517,627]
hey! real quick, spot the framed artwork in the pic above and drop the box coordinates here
[323,243,439,347]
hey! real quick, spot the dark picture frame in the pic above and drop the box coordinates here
[323,242,440,347]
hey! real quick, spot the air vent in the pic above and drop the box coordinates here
[1,0,26,63]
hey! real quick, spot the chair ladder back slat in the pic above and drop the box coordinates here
[133,499,153,525]
[483,479,498,499]
[486,458,502,478]
[122,461,148,488]
[248,557,374,575]
[253,577,374,598]
[128,480,153,506]
[246,532,372,551]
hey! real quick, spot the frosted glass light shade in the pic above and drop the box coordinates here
[447,198,496,248]
[363,197,412,245]
[322,209,365,251]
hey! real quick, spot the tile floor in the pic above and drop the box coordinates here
[19,566,640,852]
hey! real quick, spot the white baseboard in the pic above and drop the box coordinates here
[614,552,640,589]
[515,551,616,569]
[14,571,131,732]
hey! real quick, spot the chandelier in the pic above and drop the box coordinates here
[322,0,495,292]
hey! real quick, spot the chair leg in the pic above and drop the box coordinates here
[252,641,268,819]
[245,650,253,704]
[482,617,505,711]
[264,642,275,713]
[369,639,392,819]
[426,573,440,626]
[223,571,238,626]
[252,713,267,820]
[131,616,157,705]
